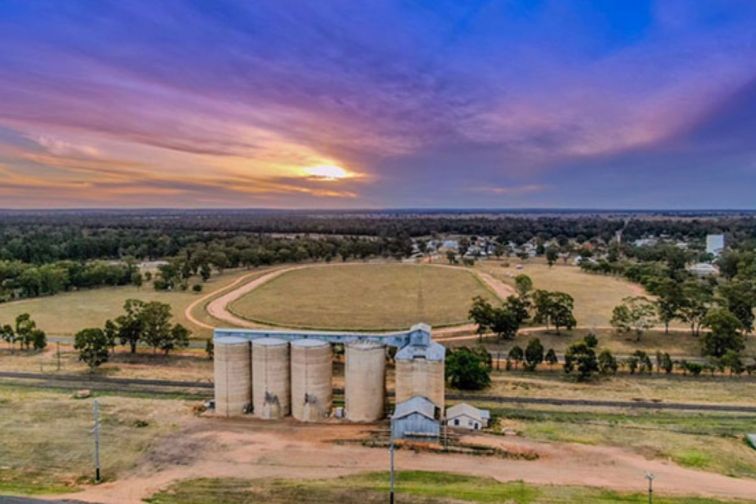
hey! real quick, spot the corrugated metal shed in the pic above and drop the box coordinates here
[391,396,440,440]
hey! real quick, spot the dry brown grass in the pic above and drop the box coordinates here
[0,268,264,340]
[476,261,652,327]
[228,263,498,331]
[0,385,192,494]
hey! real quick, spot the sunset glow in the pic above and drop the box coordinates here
[0,1,754,208]
[303,165,351,181]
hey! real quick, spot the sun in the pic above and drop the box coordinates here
[303,165,350,181]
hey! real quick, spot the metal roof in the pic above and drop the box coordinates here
[392,396,436,420]
[446,403,489,421]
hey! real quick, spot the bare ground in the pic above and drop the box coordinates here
[49,416,756,504]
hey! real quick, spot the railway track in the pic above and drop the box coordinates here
[2,371,755,413]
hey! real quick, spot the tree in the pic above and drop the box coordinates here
[549,292,576,334]
[678,281,712,337]
[1,324,15,351]
[702,308,745,358]
[563,337,598,381]
[533,290,576,334]
[74,328,110,371]
[597,349,618,375]
[717,279,755,333]
[633,350,653,373]
[647,277,684,335]
[610,296,657,342]
[14,313,45,351]
[514,274,533,301]
[504,295,530,324]
[545,348,558,367]
[524,338,544,371]
[131,271,143,288]
[161,323,191,355]
[140,301,173,353]
[469,296,494,339]
[30,328,46,351]
[445,347,491,390]
[205,338,214,360]
[721,350,744,376]
[545,245,559,267]
[115,299,145,353]
[104,318,118,354]
[200,263,212,282]
[660,353,674,374]
[507,345,524,369]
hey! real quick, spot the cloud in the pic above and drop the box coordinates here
[0,1,755,208]
[466,185,547,196]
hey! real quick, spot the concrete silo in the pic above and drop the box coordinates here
[252,337,290,419]
[213,336,252,417]
[345,342,386,422]
[395,325,446,409]
[290,339,333,422]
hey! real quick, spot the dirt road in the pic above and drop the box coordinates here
[53,417,756,503]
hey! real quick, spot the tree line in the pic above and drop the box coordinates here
[468,273,577,340]
[1,313,47,352]
[446,334,756,391]
[0,260,139,302]
[74,299,191,370]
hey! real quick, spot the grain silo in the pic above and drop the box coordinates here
[213,336,252,417]
[252,337,290,419]
[395,331,446,409]
[290,339,333,422]
[345,342,386,422]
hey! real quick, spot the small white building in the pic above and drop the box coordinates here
[445,403,490,431]
[688,262,719,277]
[706,234,725,256]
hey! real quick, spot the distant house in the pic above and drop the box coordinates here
[688,262,719,277]
[391,396,440,440]
[706,234,725,256]
[440,240,459,251]
[445,403,490,431]
[633,237,658,247]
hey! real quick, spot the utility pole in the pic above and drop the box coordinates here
[389,438,395,503]
[92,400,101,483]
[389,417,395,504]
[645,472,655,504]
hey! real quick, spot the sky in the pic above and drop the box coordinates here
[1,0,755,209]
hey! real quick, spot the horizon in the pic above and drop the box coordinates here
[1,1,756,209]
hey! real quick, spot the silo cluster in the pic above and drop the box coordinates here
[213,323,446,423]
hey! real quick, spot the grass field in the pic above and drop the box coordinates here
[145,472,749,503]
[228,264,499,330]
[476,261,649,327]
[0,268,261,340]
[473,369,756,405]
[487,406,756,480]
[0,384,189,495]
[0,343,214,380]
